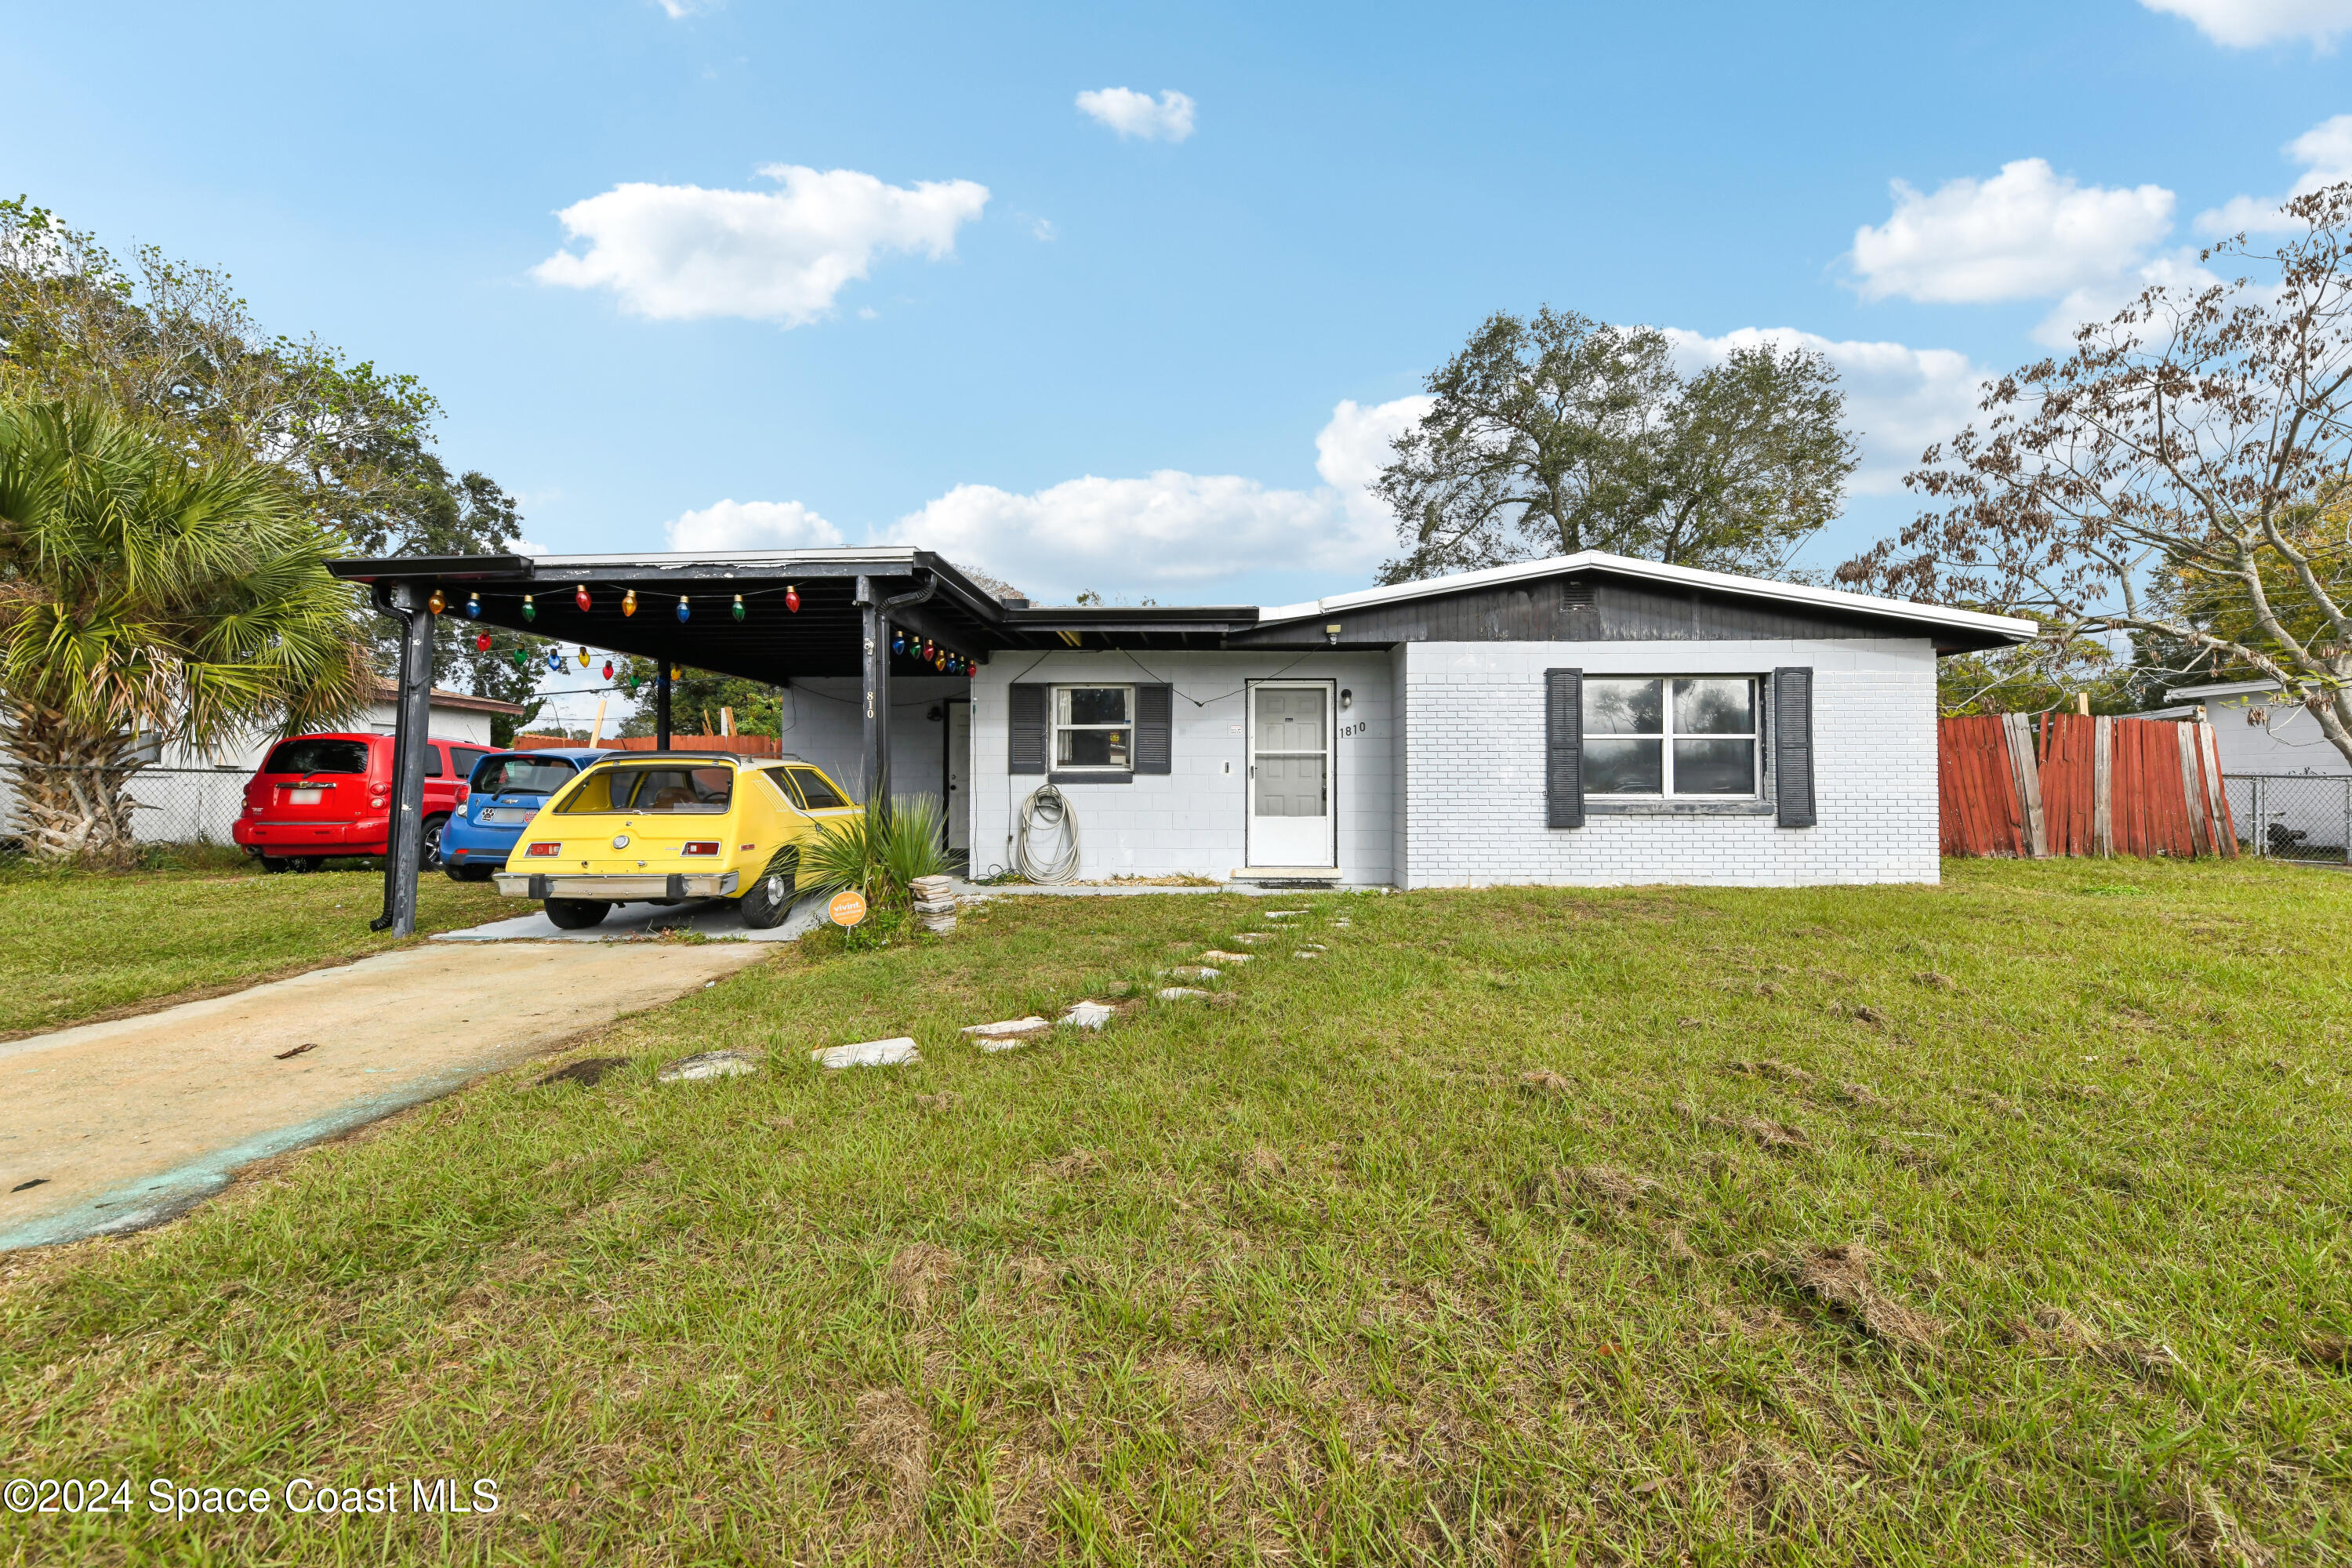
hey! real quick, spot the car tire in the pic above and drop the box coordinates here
[258,855,289,874]
[445,862,494,883]
[419,815,448,866]
[544,898,611,930]
[289,856,322,873]
[737,850,800,931]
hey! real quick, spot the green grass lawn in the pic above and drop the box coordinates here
[0,862,512,1036]
[3,859,2347,1564]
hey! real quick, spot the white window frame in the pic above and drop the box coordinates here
[1584,675,1762,799]
[1051,684,1136,773]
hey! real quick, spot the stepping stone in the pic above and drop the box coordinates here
[1333,918,1352,927]
[1160,965,1220,980]
[1061,1000,1116,1031]
[658,1050,759,1083]
[1265,910,1308,920]
[1157,986,1210,1000]
[811,1037,920,1069]
[1297,943,1327,952]
[1291,950,1322,960]
[978,1035,1036,1054]
[1232,932,1272,943]
[1200,950,1254,964]
[962,1016,1051,1039]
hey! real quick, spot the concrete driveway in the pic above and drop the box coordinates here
[0,938,771,1251]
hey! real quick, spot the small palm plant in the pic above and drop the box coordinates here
[797,793,949,912]
[0,395,369,863]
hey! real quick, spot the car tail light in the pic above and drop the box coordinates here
[455,784,470,805]
[524,841,561,857]
[681,841,720,856]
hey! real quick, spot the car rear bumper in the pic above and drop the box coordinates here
[494,871,741,901]
[234,818,389,854]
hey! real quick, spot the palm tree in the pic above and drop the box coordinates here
[0,395,369,863]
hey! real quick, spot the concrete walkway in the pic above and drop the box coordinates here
[0,939,770,1251]
[434,891,829,943]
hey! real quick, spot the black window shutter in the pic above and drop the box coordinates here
[1134,684,1173,775]
[1774,666,1816,828]
[1009,684,1047,775]
[1545,668,1584,829]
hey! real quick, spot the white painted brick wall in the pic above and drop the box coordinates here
[1397,639,1941,887]
[969,652,1396,883]
[768,676,969,801]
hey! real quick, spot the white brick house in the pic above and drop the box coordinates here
[964,553,2031,888]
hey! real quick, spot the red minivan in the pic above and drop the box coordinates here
[233,733,495,872]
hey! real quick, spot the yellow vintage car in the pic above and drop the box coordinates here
[493,753,860,930]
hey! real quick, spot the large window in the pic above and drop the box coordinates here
[262,739,370,776]
[1584,677,1759,797]
[1052,686,1133,771]
[554,764,734,815]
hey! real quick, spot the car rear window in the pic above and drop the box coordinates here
[474,755,578,795]
[787,767,851,809]
[554,765,735,815]
[263,739,370,775]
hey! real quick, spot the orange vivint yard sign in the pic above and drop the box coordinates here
[826,890,868,927]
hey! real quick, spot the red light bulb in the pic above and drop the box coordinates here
[601,660,614,681]
[574,584,591,613]
[785,584,800,613]
[475,633,492,652]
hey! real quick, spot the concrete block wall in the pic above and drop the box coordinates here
[771,677,969,802]
[1397,638,1941,887]
[967,652,1395,884]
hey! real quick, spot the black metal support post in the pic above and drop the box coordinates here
[655,666,672,751]
[856,575,890,821]
[372,581,435,936]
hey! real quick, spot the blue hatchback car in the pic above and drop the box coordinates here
[440,749,609,881]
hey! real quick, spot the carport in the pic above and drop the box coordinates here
[327,549,1019,936]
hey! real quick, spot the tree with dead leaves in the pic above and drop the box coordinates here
[1837,182,2352,770]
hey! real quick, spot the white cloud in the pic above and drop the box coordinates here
[532,165,989,325]
[652,0,711,16]
[1849,158,2176,305]
[1075,87,1196,143]
[881,397,1426,598]
[2198,114,2352,233]
[1662,328,1991,493]
[663,499,844,552]
[2139,0,2352,48]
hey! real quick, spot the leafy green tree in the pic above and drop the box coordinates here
[0,396,368,862]
[612,659,784,739]
[0,198,552,714]
[1838,183,2352,771]
[1375,307,1859,583]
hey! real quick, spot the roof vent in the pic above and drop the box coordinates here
[1560,578,1595,610]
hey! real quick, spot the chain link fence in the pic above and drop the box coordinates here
[0,765,254,855]
[2225,774,2352,862]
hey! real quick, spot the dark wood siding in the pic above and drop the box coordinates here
[1226,570,1943,647]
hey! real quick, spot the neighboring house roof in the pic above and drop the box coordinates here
[2165,679,2286,702]
[370,682,526,717]
[1254,551,2039,646]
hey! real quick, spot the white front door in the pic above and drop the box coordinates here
[1247,681,1336,868]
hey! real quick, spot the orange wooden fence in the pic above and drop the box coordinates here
[1939,713,2236,858]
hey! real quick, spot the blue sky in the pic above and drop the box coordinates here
[11,0,2352,611]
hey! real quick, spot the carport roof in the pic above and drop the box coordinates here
[326,546,2034,673]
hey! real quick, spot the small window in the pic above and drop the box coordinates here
[423,746,445,778]
[473,755,578,795]
[263,739,370,776]
[1583,677,1759,797]
[1052,686,1133,771]
[554,764,735,815]
[449,746,492,781]
[786,766,851,809]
